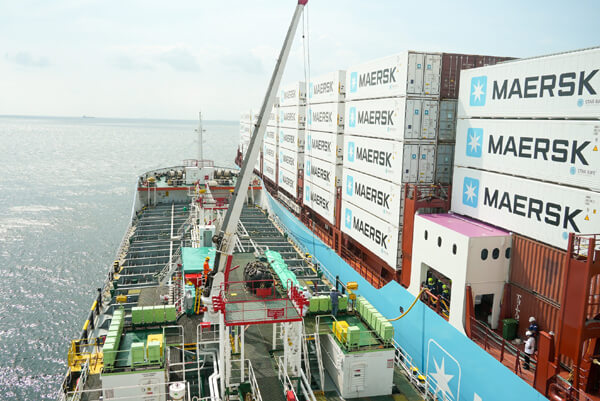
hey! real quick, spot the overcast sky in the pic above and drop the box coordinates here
[1,0,598,121]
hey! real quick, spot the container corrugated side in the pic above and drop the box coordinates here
[457,47,600,119]
[304,156,341,194]
[341,199,398,268]
[507,283,561,340]
[440,53,514,99]
[264,126,278,145]
[267,105,279,126]
[263,159,277,183]
[279,105,306,129]
[304,181,336,224]
[435,144,455,184]
[342,167,402,226]
[278,165,298,197]
[455,119,600,191]
[346,52,441,101]
[451,167,600,250]
[279,146,304,172]
[279,128,305,152]
[309,70,346,104]
[240,122,252,138]
[263,142,277,165]
[510,234,567,304]
[240,110,253,124]
[279,81,306,107]
[305,130,343,165]
[306,102,345,133]
[438,100,457,142]
[345,97,439,141]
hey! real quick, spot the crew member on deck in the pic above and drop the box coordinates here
[203,257,211,283]
[330,288,341,316]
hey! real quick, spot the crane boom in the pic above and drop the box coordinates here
[205,0,309,297]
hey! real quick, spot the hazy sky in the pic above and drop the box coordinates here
[1,0,598,120]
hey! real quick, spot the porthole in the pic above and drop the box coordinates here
[505,247,511,259]
[437,236,442,247]
[452,244,457,255]
[424,230,428,240]
[481,249,488,261]
[492,248,500,260]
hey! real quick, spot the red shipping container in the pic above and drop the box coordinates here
[440,53,515,99]
[506,283,561,340]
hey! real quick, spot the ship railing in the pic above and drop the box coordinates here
[571,233,600,261]
[419,288,450,321]
[276,355,316,401]
[391,339,427,397]
[469,316,537,380]
[339,247,386,289]
[61,380,192,401]
[228,359,264,401]
[184,159,215,168]
[548,375,595,401]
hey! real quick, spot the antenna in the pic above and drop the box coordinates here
[195,111,206,162]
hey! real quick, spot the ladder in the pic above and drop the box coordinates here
[314,316,326,392]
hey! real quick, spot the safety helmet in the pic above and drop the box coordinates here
[428,277,434,284]
[526,331,532,336]
[442,284,448,290]
[529,316,536,323]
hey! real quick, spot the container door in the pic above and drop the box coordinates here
[402,144,419,183]
[404,99,422,140]
[407,53,424,94]
[438,100,457,141]
[421,100,439,140]
[418,144,436,182]
[424,54,441,95]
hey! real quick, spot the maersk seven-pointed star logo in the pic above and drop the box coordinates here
[305,159,311,176]
[350,72,358,92]
[308,108,312,125]
[462,176,479,208]
[470,76,487,107]
[307,134,312,151]
[346,175,354,196]
[348,107,357,128]
[305,185,310,202]
[466,128,483,158]
[427,339,461,401]
[347,141,355,162]
[344,208,352,229]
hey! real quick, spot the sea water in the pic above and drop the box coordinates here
[0,116,238,400]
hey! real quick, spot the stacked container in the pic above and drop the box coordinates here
[304,71,346,225]
[277,82,306,199]
[263,104,279,183]
[342,52,442,270]
[451,47,600,251]
[239,110,253,159]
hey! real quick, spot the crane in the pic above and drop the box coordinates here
[201,0,309,318]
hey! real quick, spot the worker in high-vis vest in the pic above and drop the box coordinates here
[203,257,211,282]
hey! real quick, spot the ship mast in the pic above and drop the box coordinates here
[196,111,205,162]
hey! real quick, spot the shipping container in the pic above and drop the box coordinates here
[279,146,304,171]
[264,126,278,145]
[435,144,455,184]
[510,234,567,305]
[438,100,457,142]
[267,105,279,126]
[240,110,253,124]
[278,165,298,198]
[342,167,402,226]
[240,122,252,137]
[279,81,306,107]
[263,159,277,183]
[455,119,600,191]
[279,128,306,152]
[304,156,342,194]
[457,47,600,119]
[279,105,306,129]
[345,97,439,141]
[507,283,561,340]
[307,102,345,133]
[304,181,336,225]
[309,70,346,104]
[451,167,600,250]
[440,53,514,99]
[346,52,441,101]
[341,199,399,269]
[305,130,343,165]
[263,142,277,164]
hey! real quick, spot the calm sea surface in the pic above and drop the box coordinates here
[0,116,239,400]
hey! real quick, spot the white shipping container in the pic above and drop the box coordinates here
[267,105,279,126]
[279,146,304,171]
[345,97,439,140]
[451,166,600,250]
[307,102,345,133]
[343,136,436,184]
[455,119,600,191]
[279,81,307,107]
[457,47,600,118]
[341,199,398,269]
[278,165,298,197]
[304,181,336,225]
[240,123,252,138]
[304,156,342,194]
[240,110,252,124]
[309,70,346,104]
[279,128,306,151]
[263,159,276,183]
[342,167,402,226]
[279,105,306,129]
[264,126,278,145]
[305,130,343,165]
[346,52,441,101]
[263,142,277,164]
